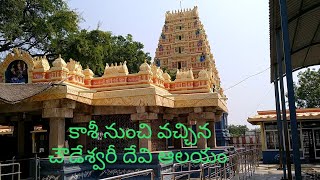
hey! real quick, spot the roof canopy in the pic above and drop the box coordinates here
[247,108,320,125]
[0,83,53,104]
[270,0,320,82]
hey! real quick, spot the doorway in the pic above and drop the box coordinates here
[302,129,315,162]
[313,129,320,160]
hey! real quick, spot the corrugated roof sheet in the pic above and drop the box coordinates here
[0,83,53,104]
[270,0,320,81]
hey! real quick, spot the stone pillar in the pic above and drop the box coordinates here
[131,106,159,151]
[42,100,74,155]
[196,119,208,149]
[73,114,91,152]
[138,121,152,150]
[260,122,266,151]
[49,118,65,154]
[207,121,216,148]
[189,109,218,149]
[78,123,88,152]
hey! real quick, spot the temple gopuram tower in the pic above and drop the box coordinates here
[155,6,221,86]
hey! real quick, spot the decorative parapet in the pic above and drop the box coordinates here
[84,60,166,89]
[103,61,129,77]
[47,54,69,81]
[165,6,199,20]
[66,59,85,85]
[1,50,226,98]
[169,68,212,94]
[32,56,50,82]
[163,71,171,88]
[151,64,165,88]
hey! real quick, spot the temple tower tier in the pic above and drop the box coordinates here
[155,6,221,86]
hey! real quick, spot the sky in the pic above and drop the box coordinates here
[67,0,278,128]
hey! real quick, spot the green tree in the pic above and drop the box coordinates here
[55,30,151,76]
[0,1,152,75]
[294,68,320,108]
[110,34,151,74]
[53,29,112,76]
[228,125,249,137]
[0,0,79,55]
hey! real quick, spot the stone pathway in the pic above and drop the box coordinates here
[249,164,320,180]
[250,164,286,180]
[190,164,320,179]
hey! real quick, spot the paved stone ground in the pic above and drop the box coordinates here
[190,163,320,179]
[250,164,320,180]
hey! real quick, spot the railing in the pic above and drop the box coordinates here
[160,151,229,180]
[161,148,260,180]
[1,154,40,180]
[205,148,259,180]
[161,168,204,180]
[0,162,21,180]
[99,169,155,180]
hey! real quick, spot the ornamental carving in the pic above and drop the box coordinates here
[103,61,129,77]
[33,56,50,72]
[0,48,34,83]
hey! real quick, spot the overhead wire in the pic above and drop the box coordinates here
[247,83,274,118]
[224,67,270,92]
[186,66,271,106]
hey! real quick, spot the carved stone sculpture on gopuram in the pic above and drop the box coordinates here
[154,6,221,88]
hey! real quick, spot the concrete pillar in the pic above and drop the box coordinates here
[207,121,216,148]
[260,122,266,151]
[138,121,152,150]
[49,118,65,155]
[196,119,207,149]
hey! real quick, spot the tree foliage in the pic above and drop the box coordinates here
[0,0,151,75]
[228,125,249,137]
[162,67,176,81]
[55,30,151,75]
[0,0,79,54]
[294,68,320,108]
